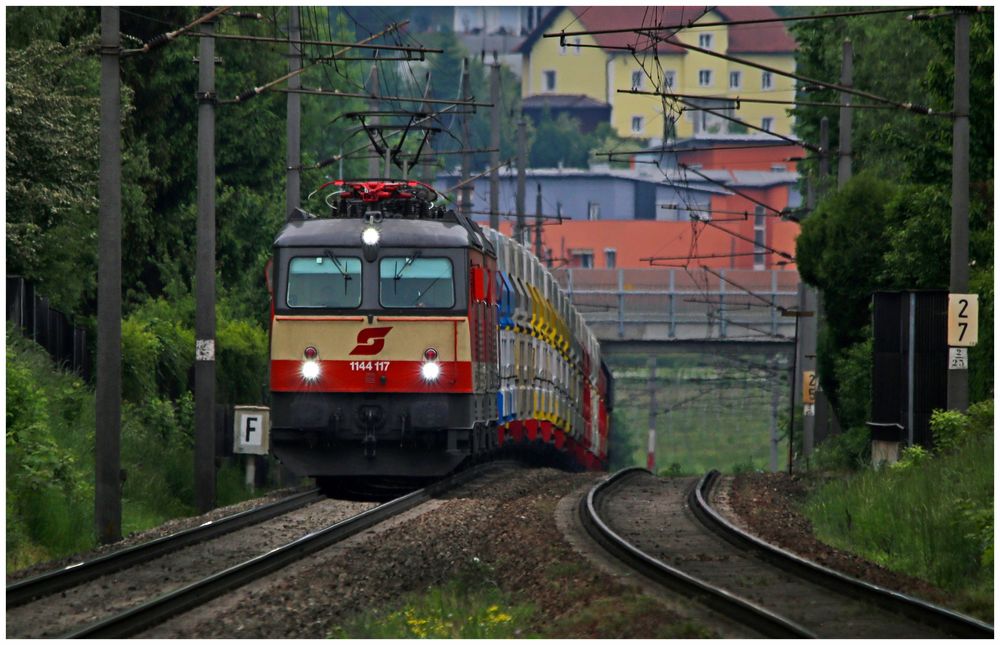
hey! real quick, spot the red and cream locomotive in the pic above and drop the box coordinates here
[267,180,612,485]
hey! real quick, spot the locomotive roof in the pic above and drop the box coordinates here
[274,214,479,250]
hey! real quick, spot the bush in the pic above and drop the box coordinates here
[810,425,871,471]
[6,333,94,566]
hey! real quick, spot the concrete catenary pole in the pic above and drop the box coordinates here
[800,117,826,457]
[367,63,380,178]
[195,14,217,513]
[460,60,472,219]
[489,54,501,231]
[947,11,970,411]
[838,40,853,186]
[516,117,527,244]
[535,183,543,258]
[646,357,657,472]
[770,357,781,472]
[286,7,301,215]
[96,6,123,544]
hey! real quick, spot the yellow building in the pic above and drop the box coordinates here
[518,6,797,140]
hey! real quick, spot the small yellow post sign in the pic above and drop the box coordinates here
[803,370,817,404]
[948,294,979,347]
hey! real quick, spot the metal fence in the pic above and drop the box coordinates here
[552,268,800,342]
[6,276,91,381]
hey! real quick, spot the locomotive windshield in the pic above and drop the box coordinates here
[286,255,362,308]
[379,257,454,308]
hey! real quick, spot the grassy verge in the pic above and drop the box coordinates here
[802,401,993,620]
[6,328,271,569]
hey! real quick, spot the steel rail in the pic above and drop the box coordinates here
[7,488,324,608]
[580,467,816,638]
[690,470,994,639]
[62,464,495,638]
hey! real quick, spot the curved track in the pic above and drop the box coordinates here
[692,470,993,639]
[580,468,814,638]
[583,468,992,638]
[6,488,324,607]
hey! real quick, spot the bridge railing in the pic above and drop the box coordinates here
[551,268,800,342]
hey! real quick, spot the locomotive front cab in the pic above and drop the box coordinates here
[269,213,495,478]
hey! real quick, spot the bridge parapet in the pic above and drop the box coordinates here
[552,268,801,343]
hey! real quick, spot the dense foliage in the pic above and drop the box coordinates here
[792,8,994,426]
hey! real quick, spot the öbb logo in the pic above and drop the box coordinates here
[349,327,393,356]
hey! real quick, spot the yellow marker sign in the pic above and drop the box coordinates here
[948,294,979,347]
[803,370,817,405]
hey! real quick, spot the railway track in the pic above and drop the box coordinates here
[582,468,994,639]
[6,487,325,608]
[8,464,506,639]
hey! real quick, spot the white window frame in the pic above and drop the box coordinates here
[663,70,676,90]
[543,70,556,92]
[604,248,617,268]
[631,70,644,90]
[729,70,741,89]
[698,33,713,49]
[698,69,712,87]
[753,205,766,269]
[761,117,774,132]
[573,37,581,55]
[588,202,601,220]
[631,115,644,134]
[761,71,773,90]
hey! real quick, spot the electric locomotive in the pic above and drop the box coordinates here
[267,180,611,484]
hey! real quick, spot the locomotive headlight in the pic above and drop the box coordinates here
[361,226,380,246]
[301,360,321,382]
[420,360,441,382]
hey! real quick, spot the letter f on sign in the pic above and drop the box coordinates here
[245,416,259,443]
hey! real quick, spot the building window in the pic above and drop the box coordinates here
[698,33,713,49]
[571,249,594,269]
[663,70,676,90]
[543,70,556,92]
[698,69,712,87]
[754,205,766,270]
[631,70,644,90]
[761,71,773,90]
[761,117,774,132]
[588,202,601,220]
[631,116,644,133]
[573,37,581,54]
[729,71,741,89]
[559,40,567,55]
[605,248,617,269]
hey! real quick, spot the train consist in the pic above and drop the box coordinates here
[267,180,612,485]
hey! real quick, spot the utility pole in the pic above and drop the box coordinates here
[769,356,781,472]
[838,39,853,186]
[96,6,122,544]
[948,10,970,411]
[367,63,380,178]
[535,183,543,258]
[489,54,501,232]
[460,60,472,219]
[800,117,826,457]
[516,117,526,244]
[286,7,301,215]
[647,356,657,472]
[194,14,217,513]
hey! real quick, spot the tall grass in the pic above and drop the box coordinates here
[803,403,993,619]
[7,329,272,569]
